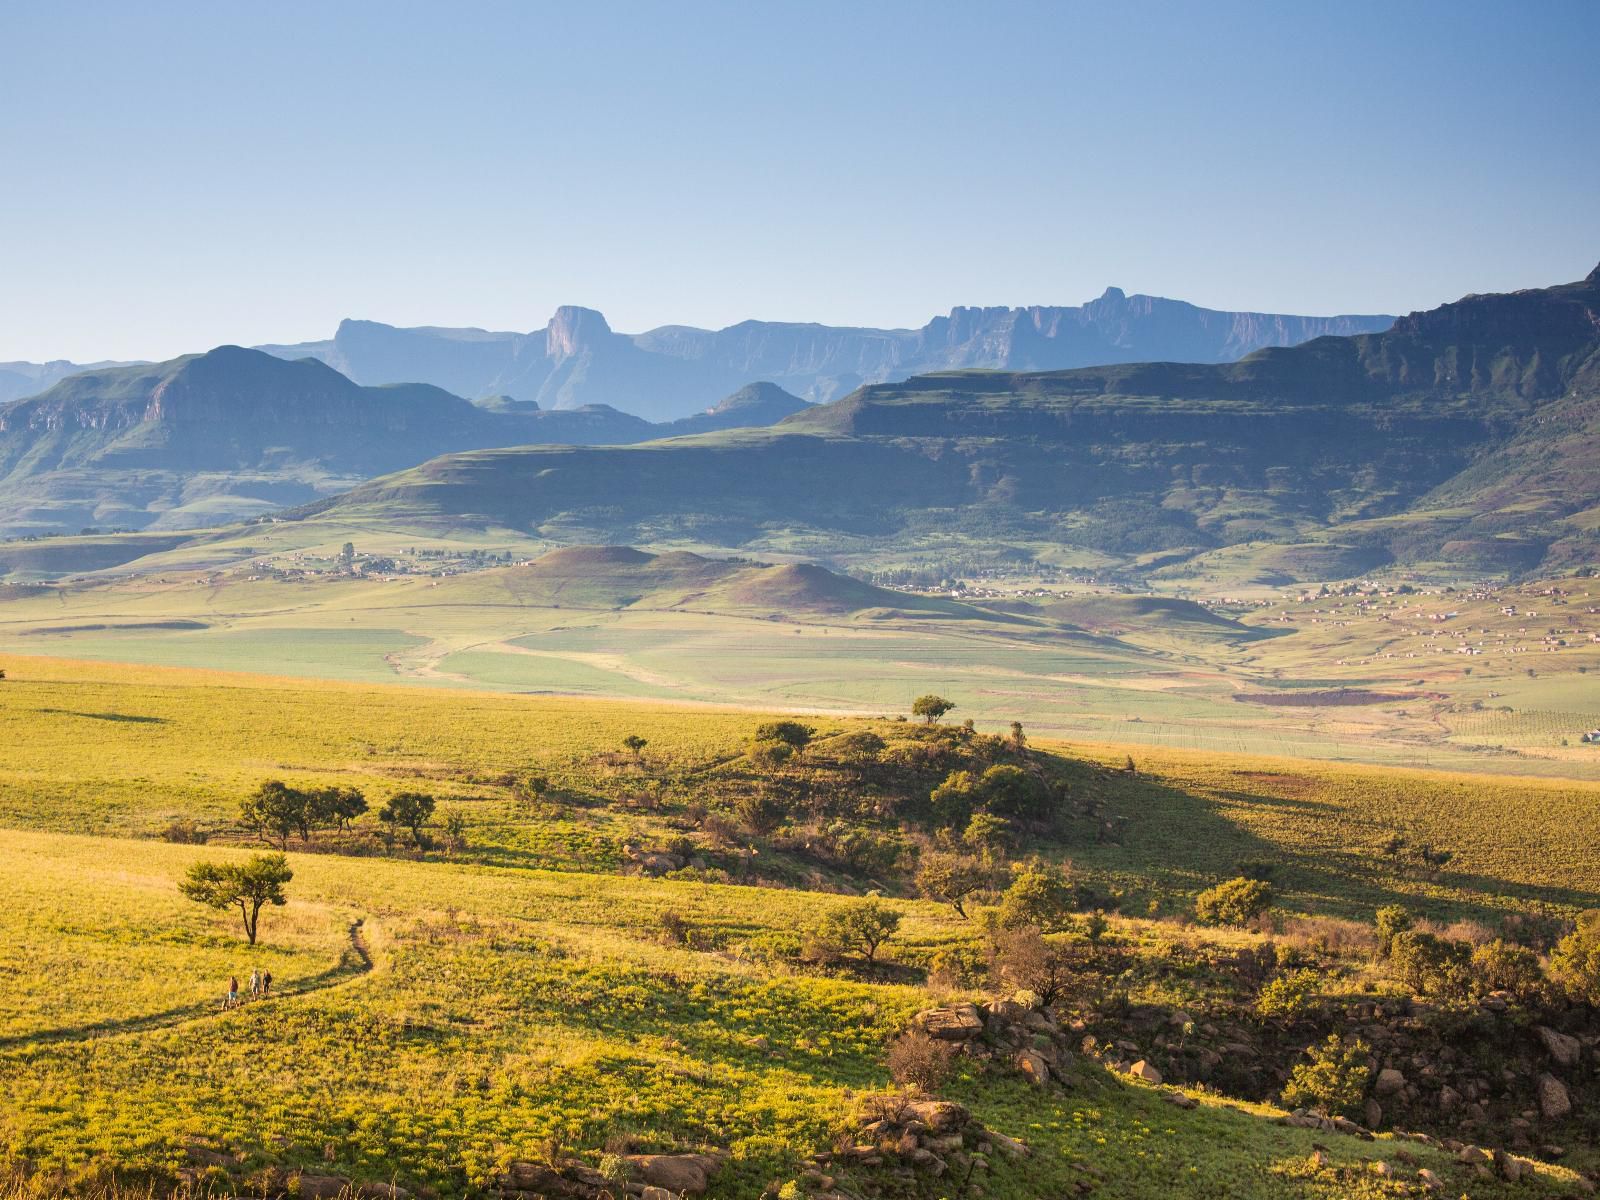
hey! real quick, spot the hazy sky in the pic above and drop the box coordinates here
[2,0,1596,362]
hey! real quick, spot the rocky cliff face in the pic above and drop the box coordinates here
[258,291,1396,419]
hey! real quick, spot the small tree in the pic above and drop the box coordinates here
[1008,721,1026,750]
[1194,877,1272,926]
[379,791,436,848]
[815,897,901,966]
[838,730,886,764]
[754,721,814,751]
[622,734,648,758]
[998,863,1076,931]
[915,851,992,919]
[180,853,293,945]
[1550,910,1600,1006]
[1388,930,1473,1000]
[1471,939,1543,1000]
[339,541,355,569]
[911,695,955,724]
[1281,1035,1371,1118]
[1374,904,1412,957]
[240,780,309,850]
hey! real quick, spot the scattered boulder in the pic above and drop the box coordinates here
[1374,1068,1406,1097]
[1537,1073,1572,1120]
[1015,1049,1050,1087]
[1416,1167,1444,1193]
[915,1003,984,1041]
[1537,1026,1582,1068]
[1492,1149,1523,1183]
[1129,1060,1163,1084]
[623,1153,723,1195]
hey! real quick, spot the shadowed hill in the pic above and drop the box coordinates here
[412,545,994,620]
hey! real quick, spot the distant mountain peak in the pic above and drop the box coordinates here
[546,306,613,357]
[1099,286,1127,302]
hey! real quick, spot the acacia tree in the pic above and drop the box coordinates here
[815,897,901,967]
[240,780,308,849]
[912,695,955,724]
[915,851,993,919]
[379,792,436,847]
[623,734,648,758]
[313,786,369,833]
[180,853,293,945]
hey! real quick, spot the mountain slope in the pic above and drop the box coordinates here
[258,292,1395,418]
[303,265,1600,580]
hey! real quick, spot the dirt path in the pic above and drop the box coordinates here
[0,916,378,1051]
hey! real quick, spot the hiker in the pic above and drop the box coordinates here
[261,969,273,997]
[249,968,261,998]
[225,975,239,1010]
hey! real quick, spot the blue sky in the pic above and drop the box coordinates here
[2,0,1596,361]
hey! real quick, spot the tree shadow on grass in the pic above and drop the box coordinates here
[32,707,169,724]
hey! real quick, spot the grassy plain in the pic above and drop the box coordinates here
[0,827,1584,1200]
[2,658,1599,1196]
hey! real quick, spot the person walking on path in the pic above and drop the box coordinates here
[225,975,239,1010]
[261,969,273,997]
[249,968,261,999]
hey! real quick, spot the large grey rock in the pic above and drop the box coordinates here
[1374,1067,1406,1096]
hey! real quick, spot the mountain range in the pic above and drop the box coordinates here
[252,292,1395,420]
[0,354,809,534]
[301,264,1600,581]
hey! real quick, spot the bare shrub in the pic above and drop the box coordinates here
[887,1028,957,1091]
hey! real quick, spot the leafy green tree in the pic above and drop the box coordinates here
[911,694,955,724]
[622,734,648,758]
[1551,910,1600,1006]
[240,780,308,850]
[979,764,1049,820]
[179,853,293,945]
[915,851,992,919]
[754,721,813,751]
[814,897,901,966]
[928,769,981,828]
[379,792,437,847]
[1194,877,1273,926]
[1281,1035,1371,1118]
[998,863,1076,931]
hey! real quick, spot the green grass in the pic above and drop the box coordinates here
[0,829,1582,1200]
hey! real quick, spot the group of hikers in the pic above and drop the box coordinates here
[222,968,275,1010]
